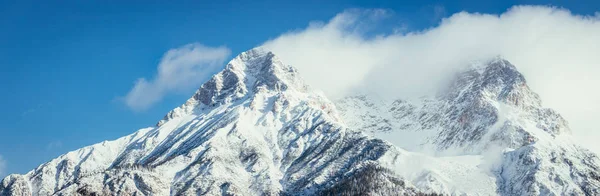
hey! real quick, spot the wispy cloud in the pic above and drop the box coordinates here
[47,141,63,150]
[20,103,47,117]
[21,108,36,117]
[123,43,231,111]
[262,6,600,154]
[431,4,447,22]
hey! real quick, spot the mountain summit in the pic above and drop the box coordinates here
[336,58,600,195]
[157,48,311,126]
[1,49,424,195]
[2,51,599,196]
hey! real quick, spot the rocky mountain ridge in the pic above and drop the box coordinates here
[1,48,428,195]
[2,50,599,196]
[336,58,600,195]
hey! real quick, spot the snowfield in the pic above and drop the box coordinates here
[335,58,600,195]
[2,49,599,196]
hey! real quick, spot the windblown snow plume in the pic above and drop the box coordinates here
[1,49,435,195]
[263,6,600,154]
[3,49,600,196]
[336,58,600,195]
[3,6,600,195]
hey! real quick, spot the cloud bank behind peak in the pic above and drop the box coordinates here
[262,6,600,153]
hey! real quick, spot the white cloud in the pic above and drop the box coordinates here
[262,6,600,154]
[47,141,63,150]
[124,43,231,111]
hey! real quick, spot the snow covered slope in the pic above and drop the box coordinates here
[3,50,598,196]
[1,49,442,196]
[336,58,600,195]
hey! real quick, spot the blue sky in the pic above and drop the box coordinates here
[0,0,598,177]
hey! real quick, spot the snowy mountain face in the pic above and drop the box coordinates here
[2,50,598,196]
[336,58,600,195]
[1,49,435,196]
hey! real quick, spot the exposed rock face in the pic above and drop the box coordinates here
[338,58,570,151]
[1,48,425,196]
[3,52,598,196]
[498,144,600,195]
[1,175,31,196]
[335,58,600,195]
[156,49,312,127]
[434,58,568,148]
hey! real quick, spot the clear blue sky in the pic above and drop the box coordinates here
[0,0,596,176]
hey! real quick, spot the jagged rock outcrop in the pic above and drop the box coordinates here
[336,57,600,195]
[1,48,427,196]
[3,51,598,196]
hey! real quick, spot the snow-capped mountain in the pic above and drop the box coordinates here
[336,58,600,195]
[0,49,435,196]
[2,49,598,196]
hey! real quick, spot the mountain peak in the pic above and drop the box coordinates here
[442,57,539,108]
[428,57,570,147]
[482,57,524,85]
[219,47,307,94]
[338,56,571,151]
[157,47,309,126]
[223,47,276,74]
[470,56,516,73]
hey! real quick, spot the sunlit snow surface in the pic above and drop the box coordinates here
[1,49,418,195]
[335,57,600,195]
[2,50,599,196]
